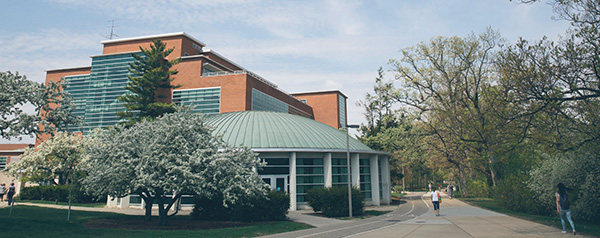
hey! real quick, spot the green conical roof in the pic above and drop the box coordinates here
[205,111,377,152]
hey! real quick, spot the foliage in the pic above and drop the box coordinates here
[527,146,600,221]
[81,108,268,225]
[0,71,81,140]
[466,180,490,198]
[117,39,181,127]
[18,185,102,203]
[304,187,327,212]
[192,191,290,222]
[493,174,551,216]
[8,133,87,185]
[305,186,365,217]
[497,0,600,151]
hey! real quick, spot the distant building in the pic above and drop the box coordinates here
[40,32,390,210]
[0,144,33,196]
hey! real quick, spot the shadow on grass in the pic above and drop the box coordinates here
[0,205,313,238]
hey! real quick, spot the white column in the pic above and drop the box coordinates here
[380,156,392,204]
[351,153,360,188]
[324,153,332,188]
[289,152,297,210]
[370,155,380,206]
[119,195,130,209]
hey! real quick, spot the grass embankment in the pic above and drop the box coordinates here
[460,197,600,237]
[0,205,312,238]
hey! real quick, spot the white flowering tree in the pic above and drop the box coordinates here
[1,71,81,140]
[8,133,86,185]
[81,109,267,225]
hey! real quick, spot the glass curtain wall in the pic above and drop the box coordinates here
[296,158,324,203]
[359,158,372,199]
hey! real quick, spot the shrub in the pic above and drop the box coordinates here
[306,186,365,217]
[467,180,490,197]
[493,174,551,216]
[18,185,104,203]
[192,191,289,222]
[305,187,326,212]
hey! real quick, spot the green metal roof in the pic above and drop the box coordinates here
[205,111,377,152]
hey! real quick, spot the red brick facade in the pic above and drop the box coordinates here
[43,32,344,130]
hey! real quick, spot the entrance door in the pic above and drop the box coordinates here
[261,175,288,192]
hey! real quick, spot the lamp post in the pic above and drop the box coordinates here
[346,124,359,218]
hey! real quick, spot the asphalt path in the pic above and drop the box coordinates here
[261,192,430,238]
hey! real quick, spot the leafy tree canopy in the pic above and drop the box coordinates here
[8,133,87,185]
[81,107,268,225]
[0,71,80,140]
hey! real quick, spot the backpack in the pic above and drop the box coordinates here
[559,192,570,210]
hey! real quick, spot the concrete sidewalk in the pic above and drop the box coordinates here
[349,193,584,238]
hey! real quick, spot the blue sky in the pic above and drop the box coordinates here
[1,0,571,143]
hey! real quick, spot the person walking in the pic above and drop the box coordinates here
[428,183,432,192]
[0,184,5,202]
[447,184,453,199]
[556,183,575,235]
[431,187,441,216]
[7,183,15,206]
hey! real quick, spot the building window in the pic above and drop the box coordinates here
[300,99,307,104]
[0,157,7,170]
[172,88,221,114]
[258,158,289,175]
[64,52,143,133]
[296,158,324,203]
[339,94,346,128]
[251,89,288,113]
[359,159,372,199]
[332,158,348,187]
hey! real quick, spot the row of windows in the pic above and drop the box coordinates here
[360,159,372,199]
[332,158,348,186]
[172,88,221,114]
[251,89,288,113]
[0,157,7,170]
[339,94,346,128]
[64,52,138,132]
[296,158,324,203]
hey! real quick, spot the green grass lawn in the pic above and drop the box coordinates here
[0,205,313,238]
[18,200,106,208]
[460,197,600,237]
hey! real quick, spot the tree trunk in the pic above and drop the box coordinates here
[141,193,154,222]
[157,194,167,226]
[487,152,497,187]
[458,163,469,197]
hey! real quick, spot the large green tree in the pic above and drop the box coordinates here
[498,0,600,151]
[82,108,268,226]
[388,29,520,195]
[117,39,181,126]
[1,71,80,140]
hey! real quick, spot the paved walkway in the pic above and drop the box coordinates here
[262,192,587,238]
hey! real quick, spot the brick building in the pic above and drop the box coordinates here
[41,32,390,210]
[44,32,347,134]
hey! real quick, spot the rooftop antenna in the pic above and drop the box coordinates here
[106,19,119,40]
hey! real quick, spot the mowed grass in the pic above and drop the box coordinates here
[460,197,600,237]
[0,205,313,238]
[18,200,106,208]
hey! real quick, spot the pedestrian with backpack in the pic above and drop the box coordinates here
[556,183,576,235]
